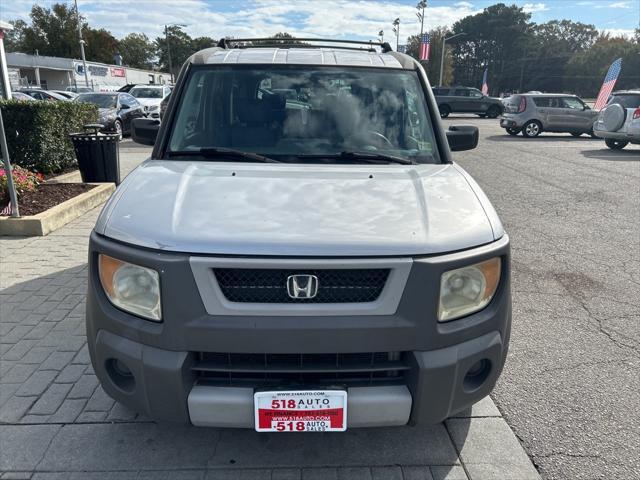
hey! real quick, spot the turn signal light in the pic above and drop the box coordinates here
[633,108,640,120]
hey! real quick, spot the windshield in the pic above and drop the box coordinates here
[167,66,441,163]
[608,94,640,109]
[76,93,117,108]
[130,87,163,99]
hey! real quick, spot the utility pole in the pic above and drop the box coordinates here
[74,0,89,90]
[392,18,400,51]
[378,30,384,43]
[164,25,174,84]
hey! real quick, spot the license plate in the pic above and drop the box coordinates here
[254,390,347,432]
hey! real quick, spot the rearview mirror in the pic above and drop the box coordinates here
[446,125,479,152]
[132,118,160,146]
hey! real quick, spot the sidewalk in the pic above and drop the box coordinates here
[0,146,541,480]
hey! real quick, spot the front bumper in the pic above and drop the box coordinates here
[86,232,511,427]
[91,328,508,426]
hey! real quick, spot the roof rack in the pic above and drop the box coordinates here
[217,37,393,53]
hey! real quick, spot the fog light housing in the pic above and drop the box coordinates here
[463,359,491,392]
[105,358,135,393]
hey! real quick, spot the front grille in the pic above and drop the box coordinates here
[213,268,389,303]
[192,352,409,387]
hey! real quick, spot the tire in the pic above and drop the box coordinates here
[506,127,521,136]
[522,120,542,138]
[605,138,628,150]
[114,120,123,140]
[439,105,451,118]
[486,105,501,119]
[570,132,582,137]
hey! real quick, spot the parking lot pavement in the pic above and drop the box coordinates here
[446,116,639,480]
[0,140,542,479]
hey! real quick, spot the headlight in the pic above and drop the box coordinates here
[438,257,501,322]
[98,254,161,321]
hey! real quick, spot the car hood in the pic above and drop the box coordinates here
[135,98,162,107]
[95,160,501,256]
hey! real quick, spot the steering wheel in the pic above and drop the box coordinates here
[353,131,393,149]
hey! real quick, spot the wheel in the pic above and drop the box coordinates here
[506,127,521,136]
[522,120,542,138]
[439,105,451,118]
[486,105,501,119]
[605,138,628,150]
[570,132,582,137]
[114,120,123,140]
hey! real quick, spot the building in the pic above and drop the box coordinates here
[6,52,169,92]
[0,21,12,99]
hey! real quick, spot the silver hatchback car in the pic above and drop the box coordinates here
[500,93,598,138]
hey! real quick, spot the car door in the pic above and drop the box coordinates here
[542,97,566,131]
[451,88,470,112]
[465,88,486,113]
[561,97,595,132]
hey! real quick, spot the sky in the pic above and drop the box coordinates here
[1,0,638,41]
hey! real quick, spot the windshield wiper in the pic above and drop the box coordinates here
[167,147,281,163]
[296,151,414,165]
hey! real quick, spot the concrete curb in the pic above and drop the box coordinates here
[0,183,114,236]
[46,170,82,184]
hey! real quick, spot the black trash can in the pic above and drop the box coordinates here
[70,124,121,184]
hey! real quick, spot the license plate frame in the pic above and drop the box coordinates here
[254,390,348,432]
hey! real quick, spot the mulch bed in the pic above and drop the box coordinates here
[1,183,96,216]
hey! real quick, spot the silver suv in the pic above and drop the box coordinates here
[501,93,598,137]
[86,39,511,431]
[433,86,504,118]
[593,90,640,150]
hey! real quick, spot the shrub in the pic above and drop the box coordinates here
[0,100,98,174]
[0,165,44,203]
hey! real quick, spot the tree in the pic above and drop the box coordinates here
[4,3,117,64]
[566,35,640,96]
[3,20,28,52]
[118,33,155,69]
[83,28,118,64]
[450,3,533,94]
[155,25,194,77]
[406,27,453,86]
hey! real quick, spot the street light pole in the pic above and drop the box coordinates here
[74,0,90,90]
[439,32,465,86]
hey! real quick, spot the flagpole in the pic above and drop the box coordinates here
[0,109,20,217]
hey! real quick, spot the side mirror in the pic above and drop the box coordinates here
[446,125,479,152]
[132,118,160,146]
[119,103,130,110]
[583,104,591,110]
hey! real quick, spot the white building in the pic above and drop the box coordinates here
[6,52,169,92]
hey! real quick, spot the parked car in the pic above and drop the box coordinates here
[433,86,504,118]
[593,90,640,150]
[19,89,70,102]
[66,86,93,93]
[128,85,171,118]
[87,40,510,431]
[50,90,78,100]
[11,91,36,101]
[75,92,145,137]
[117,84,138,93]
[500,93,598,137]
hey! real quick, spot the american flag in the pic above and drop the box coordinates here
[0,203,12,216]
[419,33,430,61]
[594,58,623,111]
[481,68,489,95]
